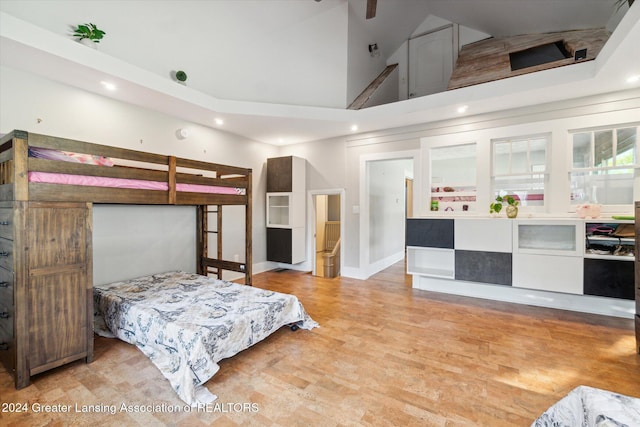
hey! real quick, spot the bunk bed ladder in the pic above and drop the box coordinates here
[198,203,252,286]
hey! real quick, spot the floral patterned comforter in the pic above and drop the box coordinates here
[93,271,318,405]
[531,385,640,426]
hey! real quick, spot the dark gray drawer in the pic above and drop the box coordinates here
[455,250,512,286]
[406,218,454,249]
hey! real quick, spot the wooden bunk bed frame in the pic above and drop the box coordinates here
[0,129,252,389]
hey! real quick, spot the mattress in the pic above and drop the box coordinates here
[93,271,317,405]
[29,171,245,195]
[27,146,245,195]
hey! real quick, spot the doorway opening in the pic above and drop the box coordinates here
[359,150,419,279]
[311,191,343,278]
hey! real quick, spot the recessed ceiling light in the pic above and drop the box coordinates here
[626,74,640,84]
[214,118,224,125]
[457,105,468,113]
[100,81,116,91]
[350,124,358,132]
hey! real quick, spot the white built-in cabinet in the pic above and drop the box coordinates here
[512,220,584,295]
[407,217,636,317]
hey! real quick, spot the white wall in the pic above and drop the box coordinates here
[368,158,412,263]
[93,205,196,285]
[346,1,389,107]
[0,65,278,283]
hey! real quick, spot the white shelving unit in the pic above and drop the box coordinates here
[430,184,476,212]
[266,192,304,228]
[406,246,454,279]
[584,220,635,261]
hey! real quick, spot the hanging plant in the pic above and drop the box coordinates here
[72,23,106,43]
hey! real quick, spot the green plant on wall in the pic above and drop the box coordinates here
[175,71,188,82]
[73,23,106,43]
[489,195,518,214]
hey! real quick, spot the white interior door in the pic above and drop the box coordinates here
[408,25,454,98]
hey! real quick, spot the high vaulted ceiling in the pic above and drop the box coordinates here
[424,0,621,36]
[0,1,638,145]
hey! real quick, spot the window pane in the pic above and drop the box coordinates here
[529,138,547,172]
[616,127,636,166]
[430,143,477,212]
[572,133,591,168]
[492,135,549,209]
[494,175,544,207]
[493,141,510,175]
[510,140,529,174]
[594,130,613,167]
[570,170,634,205]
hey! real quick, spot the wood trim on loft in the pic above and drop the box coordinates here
[348,63,399,110]
[448,28,611,90]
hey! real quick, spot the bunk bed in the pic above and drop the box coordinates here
[0,129,315,404]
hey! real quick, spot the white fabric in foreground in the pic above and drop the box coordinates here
[531,385,640,426]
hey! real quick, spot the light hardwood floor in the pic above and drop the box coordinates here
[1,261,638,426]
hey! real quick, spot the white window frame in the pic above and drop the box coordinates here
[491,133,550,212]
[568,123,639,211]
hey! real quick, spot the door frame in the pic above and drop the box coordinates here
[307,188,345,276]
[359,150,420,279]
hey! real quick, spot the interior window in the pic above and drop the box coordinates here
[430,143,477,212]
[491,134,549,208]
[569,125,638,206]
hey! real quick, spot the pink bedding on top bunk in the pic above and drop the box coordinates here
[28,171,244,195]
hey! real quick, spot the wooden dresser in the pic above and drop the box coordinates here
[0,201,93,388]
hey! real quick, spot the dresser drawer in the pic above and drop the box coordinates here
[0,266,13,297]
[0,208,13,240]
[0,238,13,271]
[0,302,13,338]
[0,277,12,310]
[0,305,14,372]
